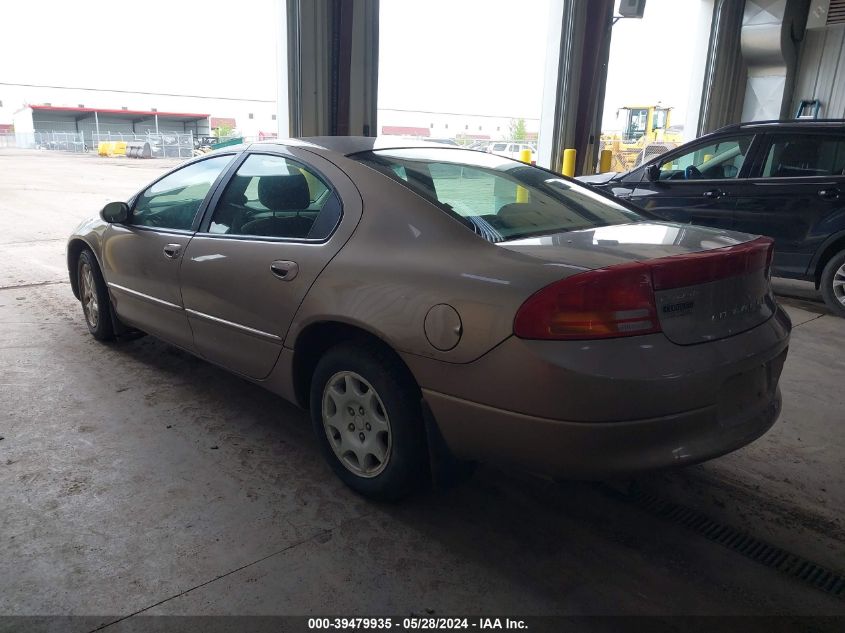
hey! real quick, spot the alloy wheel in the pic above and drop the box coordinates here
[833,262,845,308]
[80,262,99,328]
[321,371,392,478]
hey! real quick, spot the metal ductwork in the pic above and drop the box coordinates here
[740,0,810,121]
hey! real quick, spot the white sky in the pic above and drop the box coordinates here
[378,0,704,130]
[378,0,550,118]
[0,0,279,101]
[1,0,703,130]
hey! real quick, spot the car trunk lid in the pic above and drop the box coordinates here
[648,238,776,344]
[502,223,776,345]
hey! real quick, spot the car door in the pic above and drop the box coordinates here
[627,133,759,231]
[178,148,363,379]
[102,154,236,349]
[733,132,845,278]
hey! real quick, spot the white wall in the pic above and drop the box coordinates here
[12,107,34,134]
[378,108,539,140]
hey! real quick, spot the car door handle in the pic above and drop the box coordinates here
[163,243,182,259]
[818,188,840,200]
[270,260,299,281]
[702,189,724,199]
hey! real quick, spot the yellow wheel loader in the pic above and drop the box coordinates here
[601,104,684,172]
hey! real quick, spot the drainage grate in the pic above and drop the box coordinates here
[610,485,845,599]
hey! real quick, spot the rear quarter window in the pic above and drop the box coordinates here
[761,135,845,178]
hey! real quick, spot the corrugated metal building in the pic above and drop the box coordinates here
[793,16,845,117]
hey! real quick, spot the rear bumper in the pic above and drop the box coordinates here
[408,306,790,478]
[423,384,781,479]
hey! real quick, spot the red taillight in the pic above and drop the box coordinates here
[514,262,661,340]
[513,237,774,341]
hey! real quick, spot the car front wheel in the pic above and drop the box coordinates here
[310,341,428,501]
[77,249,115,341]
[820,250,845,318]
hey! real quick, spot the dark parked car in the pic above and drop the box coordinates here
[579,120,845,316]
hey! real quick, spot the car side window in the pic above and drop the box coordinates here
[391,164,409,181]
[208,154,341,240]
[132,155,234,230]
[761,135,845,178]
[657,136,753,181]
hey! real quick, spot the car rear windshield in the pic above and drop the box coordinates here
[351,147,643,243]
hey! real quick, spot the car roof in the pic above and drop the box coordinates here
[710,119,845,134]
[249,136,467,156]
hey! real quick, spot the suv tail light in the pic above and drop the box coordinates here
[513,237,774,341]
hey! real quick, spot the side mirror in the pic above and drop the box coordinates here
[101,201,129,224]
[646,164,661,182]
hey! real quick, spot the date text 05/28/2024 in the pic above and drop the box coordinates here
[307,617,528,630]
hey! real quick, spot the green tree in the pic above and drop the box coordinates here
[214,123,234,138]
[509,118,527,141]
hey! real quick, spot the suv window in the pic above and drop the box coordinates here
[353,147,642,243]
[761,135,845,178]
[657,136,753,181]
[132,155,233,230]
[208,153,340,240]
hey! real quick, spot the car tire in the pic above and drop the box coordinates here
[310,341,428,501]
[820,250,845,318]
[77,249,115,341]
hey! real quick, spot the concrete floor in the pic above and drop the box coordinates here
[1,150,844,627]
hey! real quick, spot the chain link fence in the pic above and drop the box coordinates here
[92,132,195,158]
[3,131,90,152]
[0,131,88,152]
[0,130,196,158]
[36,131,87,152]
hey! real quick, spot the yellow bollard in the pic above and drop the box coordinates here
[515,149,533,203]
[519,148,532,164]
[562,148,576,177]
[599,149,612,174]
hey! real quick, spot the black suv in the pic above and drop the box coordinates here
[579,120,845,316]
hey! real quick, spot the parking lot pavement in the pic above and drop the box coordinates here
[1,151,844,625]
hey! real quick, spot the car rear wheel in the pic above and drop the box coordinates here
[820,250,845,318]
[310,341,427,501]
[77,249,115,341]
